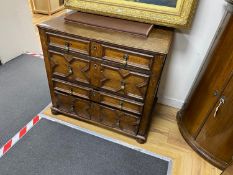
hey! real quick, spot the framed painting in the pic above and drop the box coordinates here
[64,0,198,29]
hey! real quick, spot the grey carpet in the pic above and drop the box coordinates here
[0,119,170,175]
[0,54,51,146]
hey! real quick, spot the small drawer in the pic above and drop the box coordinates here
[53,79,92,100]
[102,45,154,71]
[91,91,143,115]
[47,33,90,55]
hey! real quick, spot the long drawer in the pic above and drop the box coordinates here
[53,79,144,115]
[49,51,150,101]
[54,91,140,135]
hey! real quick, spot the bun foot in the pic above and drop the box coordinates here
[51,108,60,115]
[136,138,146,144]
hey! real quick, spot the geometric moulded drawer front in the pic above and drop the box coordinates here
[49,51,91,84]
[54,91,140,135]
[49,51,150,101]
[96,64,150,101]
[53,79,144,115]
[94,91,144,115]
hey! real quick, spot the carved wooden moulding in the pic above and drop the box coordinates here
[64,0,198,29]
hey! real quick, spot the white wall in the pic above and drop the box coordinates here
[0,0,40,64]
[158,0,227,108]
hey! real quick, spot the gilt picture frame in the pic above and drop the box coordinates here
[64,0,198,29]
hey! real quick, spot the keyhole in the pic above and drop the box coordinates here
[213,90,219,97]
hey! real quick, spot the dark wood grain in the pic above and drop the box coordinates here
[137,54,166,142]
[196,75,233,164]
[38,29,57,105]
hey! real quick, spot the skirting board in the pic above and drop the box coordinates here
[158,96,184,109]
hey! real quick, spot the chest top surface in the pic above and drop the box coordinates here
[38,15,174,54]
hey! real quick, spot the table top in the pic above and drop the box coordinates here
[38,15,174,54]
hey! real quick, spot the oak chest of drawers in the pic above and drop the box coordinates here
[38,15,173,143]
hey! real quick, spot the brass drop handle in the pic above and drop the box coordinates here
[70,88,73,95]
[119,101,123,110]
[214,97,225,118]
[121,81,125,90]
[123,54,128,66]
[64,41,70,51]
[71,105,75,112]
[92,91,96,97]
[93,45,97,50]
[116,119,120,127]
[68,65,73,74]
[213,90,219,97]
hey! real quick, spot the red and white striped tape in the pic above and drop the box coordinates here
[0,113,172,173]
[25,52,44,59]
[0,115,41,158]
